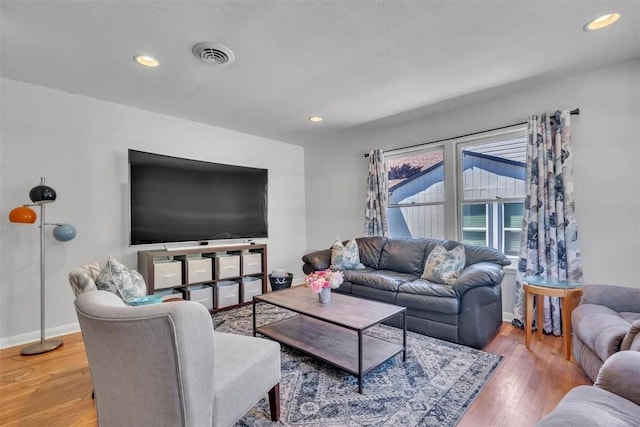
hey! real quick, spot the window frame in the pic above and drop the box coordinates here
[385,144,447,239]
[383,124,527,258]
[455,125,527,258]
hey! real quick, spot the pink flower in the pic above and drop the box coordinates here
[304,269,344,294]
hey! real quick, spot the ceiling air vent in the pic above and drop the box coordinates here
[192,43,235,65]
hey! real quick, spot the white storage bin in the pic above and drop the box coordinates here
[215,255,240,279]
[242,253,263,275]
[241,277,263,303]
[215,281,239,308]
[153,261,182,290]
[183,257,213,284]
[188,284,214,310]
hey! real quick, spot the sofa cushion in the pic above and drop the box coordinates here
[378,238,429,275]
[595,351,640,406]
[343,269,417,292]
[620,312,640,324]
[421,243,466,285]
[351,284,398,304]
[396,292,459,315]
[355,237,387,269]
[398,279,457,298]
[330,238,365,270]
[535,385,640,427]
[573,303,630,362]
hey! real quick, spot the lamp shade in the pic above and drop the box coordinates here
[9,206,37,223]
[29,184,57,204]
[53,224,76,242]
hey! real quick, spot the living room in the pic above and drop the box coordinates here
[1,1,639,426]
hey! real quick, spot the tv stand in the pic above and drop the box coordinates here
[137,243,267,313]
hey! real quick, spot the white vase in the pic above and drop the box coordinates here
[318,287,331,304]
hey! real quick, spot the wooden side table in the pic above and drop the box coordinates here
[523,276,583,360]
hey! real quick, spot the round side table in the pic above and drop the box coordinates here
[523,276,583,360]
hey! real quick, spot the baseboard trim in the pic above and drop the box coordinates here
[1,322,81,350]
[502,312,514,322]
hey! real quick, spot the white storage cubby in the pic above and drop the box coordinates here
[137,243,267,312]
[215,281,239,308]
[241,277,263,303]
[175,255,213,284]
[153,260,182,290]
[242,252,263,275]
[186,284,214,310]
[214,254,241,279]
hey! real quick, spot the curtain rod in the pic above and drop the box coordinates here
[364,108,580,157]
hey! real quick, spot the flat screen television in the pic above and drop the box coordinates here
[129,149,268,245]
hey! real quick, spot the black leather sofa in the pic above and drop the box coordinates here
[302,237,511,349]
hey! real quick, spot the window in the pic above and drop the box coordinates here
[385,125,527,257]
[458,131,527,256]
[386,147,445,239]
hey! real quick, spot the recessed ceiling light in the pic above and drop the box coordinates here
[133,55,159,68]
[583,13,620,31]
[308,116,323,123]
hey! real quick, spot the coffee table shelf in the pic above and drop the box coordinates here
[256,314,404,377]
[253,287,406,393]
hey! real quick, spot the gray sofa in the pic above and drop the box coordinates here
[302,237,511,349]
[536,350,640,427]
[572,284,640,381]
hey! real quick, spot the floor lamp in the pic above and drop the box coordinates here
[9,177,77,355]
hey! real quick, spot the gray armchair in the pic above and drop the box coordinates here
[75,290,281,426]
[536,350,640,426]
[572,284,640,381]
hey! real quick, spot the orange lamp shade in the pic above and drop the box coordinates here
[9,206,37,223]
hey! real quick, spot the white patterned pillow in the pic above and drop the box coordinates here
[95,256,147,302]
[330,238,365,270]
[68,261,102,296]
[421,244,466,285]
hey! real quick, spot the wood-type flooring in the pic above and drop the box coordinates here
[0,322,591,426]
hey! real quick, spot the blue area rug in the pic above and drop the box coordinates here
[213,303,502,427]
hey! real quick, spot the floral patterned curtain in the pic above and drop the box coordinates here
[512,110,583,335]
[364,149,390,237]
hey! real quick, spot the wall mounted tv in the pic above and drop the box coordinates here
[129,149,268,245]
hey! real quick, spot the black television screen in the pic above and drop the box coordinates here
[129,150,268,245]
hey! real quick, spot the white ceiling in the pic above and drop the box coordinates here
[2,1,639,146]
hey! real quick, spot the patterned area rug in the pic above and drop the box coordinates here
[213,303,502,427]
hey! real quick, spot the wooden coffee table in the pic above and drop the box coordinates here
[253,286,406,393]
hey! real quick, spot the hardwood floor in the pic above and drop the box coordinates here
[0,322,590,426]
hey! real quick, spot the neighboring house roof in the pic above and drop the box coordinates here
[387,150,443,189]
[389,150,525,199]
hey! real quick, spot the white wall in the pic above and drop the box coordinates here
[0,78,307,347]
[305,60,640,316]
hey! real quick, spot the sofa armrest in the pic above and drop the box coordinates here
[594,350,640,405]
[581,284,640,313]
[301,249,331,272]
[453,262,505,295]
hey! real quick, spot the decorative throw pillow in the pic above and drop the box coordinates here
[620,319,640,351]
[330,238,365,270]
[421,243,466,285]
[68,261,102,296]
[95,256,147,302]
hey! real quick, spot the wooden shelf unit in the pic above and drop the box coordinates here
[137,243,267,313]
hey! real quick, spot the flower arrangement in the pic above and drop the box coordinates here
[304,269,344,294]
